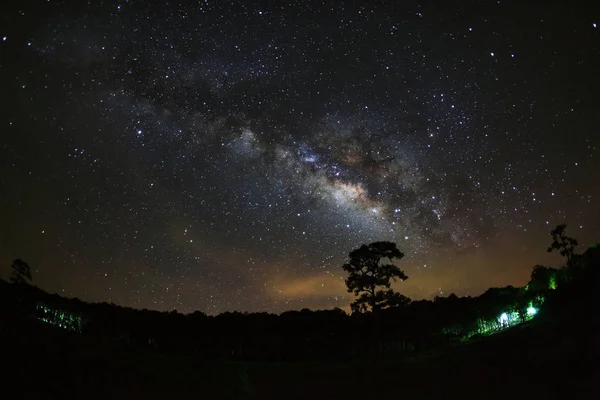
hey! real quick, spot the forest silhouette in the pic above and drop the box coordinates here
[1,225,599,398]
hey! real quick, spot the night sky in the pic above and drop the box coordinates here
[1,1,598,314]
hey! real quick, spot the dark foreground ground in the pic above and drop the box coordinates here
[2,314,599,400]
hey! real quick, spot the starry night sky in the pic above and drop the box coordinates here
[1,1,598,314]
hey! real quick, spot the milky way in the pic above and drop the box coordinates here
[1,1,598,314]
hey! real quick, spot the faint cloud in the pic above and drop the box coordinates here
[269,272,347,298]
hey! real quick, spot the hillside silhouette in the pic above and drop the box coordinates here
[1,226,599,398]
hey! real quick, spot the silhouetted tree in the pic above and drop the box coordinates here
[529,265,558,291]
[5,224,593,364]
[342,241,409,313]
[9,259,33,284]
[547,224,578,263]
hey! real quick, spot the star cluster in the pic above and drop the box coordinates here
[0,1,598,313]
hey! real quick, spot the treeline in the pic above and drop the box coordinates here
[1,241,599,362]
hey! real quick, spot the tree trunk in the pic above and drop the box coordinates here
[372,305,382,357]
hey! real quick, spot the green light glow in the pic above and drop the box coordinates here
[549,275,557,290]
[35,304,82,333]
[456,297,542,342]
[535,295,546,305]
[498,311,519,326]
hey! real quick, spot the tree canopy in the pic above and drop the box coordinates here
[547,224,578,262]
[9,259,33,285]
[342,241,409,313]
